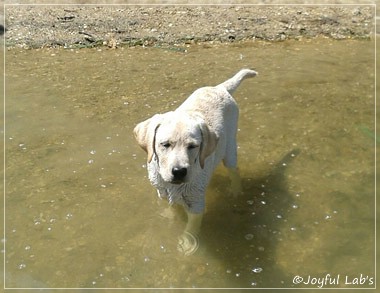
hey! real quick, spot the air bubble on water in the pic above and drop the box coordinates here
[88,159,94,164]
[121,276,130,282]
[325,215,332,220]
[290,227,297,231]
[100,184,107,188]
[245,234,254,240]
[251,212,256,216]
[295,193,300,197]
[291,204,298,209]
[260,200,266,205]
[226,269,232,274]
[160,244,166,252]
[276,214,283,219]
[90,150,96,155]
[252,267,263,273]
[65,213,73,220]
[144,256,150,263]
[18,263,26,270]
[25,245,31,251]
[246,200,254,205]
[235,273,240,277]
[251,281,257,286]
[258,246,265,252]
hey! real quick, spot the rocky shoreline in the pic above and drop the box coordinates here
[3,5,376,49]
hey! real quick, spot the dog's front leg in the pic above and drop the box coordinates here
[178,211,203,256]
[185,212,203,236]
[228,167,242,196]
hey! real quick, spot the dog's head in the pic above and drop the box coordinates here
[134,111,218,184]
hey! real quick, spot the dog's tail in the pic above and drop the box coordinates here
[218,68,258,94]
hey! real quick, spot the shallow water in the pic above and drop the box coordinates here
[3,38,376,289]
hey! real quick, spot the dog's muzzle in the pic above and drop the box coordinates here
[171,167,187,184]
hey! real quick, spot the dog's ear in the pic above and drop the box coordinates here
[199,123,218,169]
[133,114,163,163]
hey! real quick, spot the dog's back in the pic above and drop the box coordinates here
[176,68,257,131]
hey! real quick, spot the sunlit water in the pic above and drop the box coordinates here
[3,38,375,289]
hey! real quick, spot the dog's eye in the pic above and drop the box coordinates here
[187,144,198,150]
[161,142,171,148]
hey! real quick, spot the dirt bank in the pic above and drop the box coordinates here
[4,5,375,49]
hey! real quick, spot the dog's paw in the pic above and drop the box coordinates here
[177,231,199,256]
[159,207,175,220]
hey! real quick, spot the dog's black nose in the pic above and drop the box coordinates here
[172,167,187,181]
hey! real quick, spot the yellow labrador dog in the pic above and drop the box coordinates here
[134,69,257,255]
